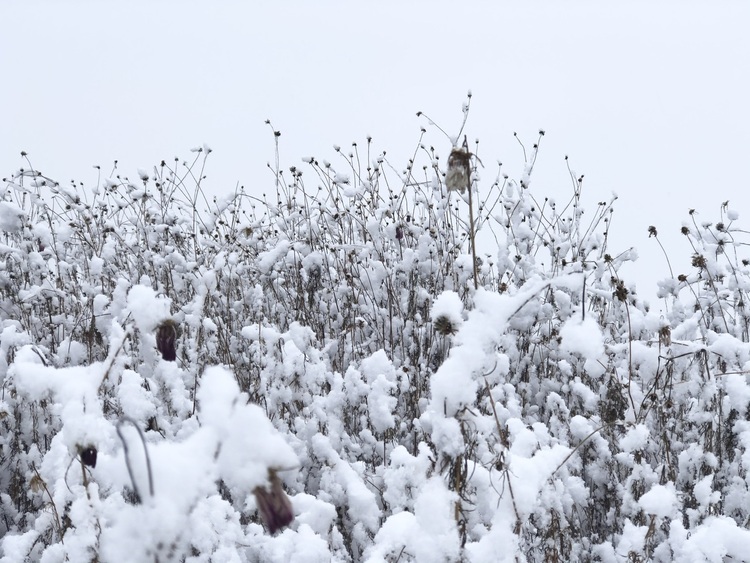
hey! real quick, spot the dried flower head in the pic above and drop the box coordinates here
[611,278,628,302]
[446,147,471,193]
[253,469,294,534]
[156,320,178,362]
[658,325,672,347]
[79,446,98,468]
[434,314,458,336]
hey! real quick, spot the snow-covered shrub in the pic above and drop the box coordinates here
[2,107,750,561]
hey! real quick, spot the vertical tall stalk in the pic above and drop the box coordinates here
[463,136,479,291]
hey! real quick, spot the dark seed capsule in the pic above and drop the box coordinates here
[156,321,177,362]
[253,470,294,534]
[434,315,457,336]
[80,447,97,468]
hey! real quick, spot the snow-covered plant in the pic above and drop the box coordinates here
[3,102,750,561]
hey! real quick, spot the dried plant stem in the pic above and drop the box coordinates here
[467,169,478,290]
[116,417,154,503]
[461,136,479,291]
[31,463,63,537]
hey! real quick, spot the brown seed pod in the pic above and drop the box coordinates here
[156,320,178,362]
[80,446,98,468]
[446,147,471,193]
[658,325,672,347]
[253,469,294,534]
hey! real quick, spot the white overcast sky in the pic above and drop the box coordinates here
[3,1,750,306]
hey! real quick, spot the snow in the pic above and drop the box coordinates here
[258,240,290,274]
[116,369,157,424]
[367,478,460,563]
[693,475,720,508]
[559,315,604,359]
[669,517,750,563]
[723,373,750,416]
[200,368,298,493]
[0,201,24,233]
[620,424,650,453]
[126,285,172,333]
[638,483,677,519]
[430,290,464,332]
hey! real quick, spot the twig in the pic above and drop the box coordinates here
[484,378,521,528]
[552,423,608,475]
[116,417,155,503]
[464,136,479,290]
[31,463,63,537]
[98,322,132,392]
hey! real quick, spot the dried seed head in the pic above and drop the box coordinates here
[79,446,98,468]
[156,320,178,362]
[691,254,707,269]
[446,147,471,193]
[434,314,458,336]
[658,326,672,347]
[253,469,294,534]
[612,278,628,302]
